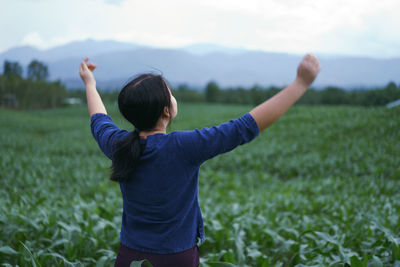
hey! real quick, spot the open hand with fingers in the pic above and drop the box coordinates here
[78,57,106,115]
[79,57,97,87]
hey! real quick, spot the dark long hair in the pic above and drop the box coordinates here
[110,73,172,182]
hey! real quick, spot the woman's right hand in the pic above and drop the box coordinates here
[79,57,97,87]
[296,54,321,88]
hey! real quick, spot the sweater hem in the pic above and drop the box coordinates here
[120,236,201,255]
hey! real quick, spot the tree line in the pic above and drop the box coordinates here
[0,60,66,109]
[66,80,400,108]
[175,81,400,106]
[1,59,399,109]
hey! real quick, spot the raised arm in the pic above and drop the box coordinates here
[79,58,107,116]
[250,54,320,131]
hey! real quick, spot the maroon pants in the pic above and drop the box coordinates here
[114,243,199,267]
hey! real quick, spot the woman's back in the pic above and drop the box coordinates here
[120,132,203,254]
[91,112,259,253]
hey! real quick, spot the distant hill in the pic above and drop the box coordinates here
[0,39,144,65]
[0,39,399,90]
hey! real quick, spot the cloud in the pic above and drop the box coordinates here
[21,32,47,48]
[0,0,399,57]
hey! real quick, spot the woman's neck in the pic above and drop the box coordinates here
[139,129,166,139]
[139,117,168,139]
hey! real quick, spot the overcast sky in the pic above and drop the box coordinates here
[1,0,399,58]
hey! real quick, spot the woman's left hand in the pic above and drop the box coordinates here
[79,57,97,86]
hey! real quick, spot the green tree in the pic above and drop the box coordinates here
[298,89,321,105]
[250,85,266,106]
[382,81,400,104]
[173,84,204,103]
[205,81,220,103]
[320,87,349,105]
[3,60,23,77]
[1,59,66,109]
[385,81,397,91]
[27,59,48,81]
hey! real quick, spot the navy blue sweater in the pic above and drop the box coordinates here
[90,113,259,254]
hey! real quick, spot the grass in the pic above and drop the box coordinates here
[0,103,399,266]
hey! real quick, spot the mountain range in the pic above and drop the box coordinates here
[0,39,399,90]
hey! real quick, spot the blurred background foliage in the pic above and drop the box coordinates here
[0,60,399,111]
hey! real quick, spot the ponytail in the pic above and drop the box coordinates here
[112,73,172,182]
[110,130,141,182]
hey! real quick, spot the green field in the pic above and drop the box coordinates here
[1,103,399,266]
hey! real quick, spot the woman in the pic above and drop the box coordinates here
[79,54,320,267]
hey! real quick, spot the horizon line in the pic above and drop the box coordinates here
[1,38,399,60]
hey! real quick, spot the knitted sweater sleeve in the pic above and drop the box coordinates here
[175,113,259,165]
